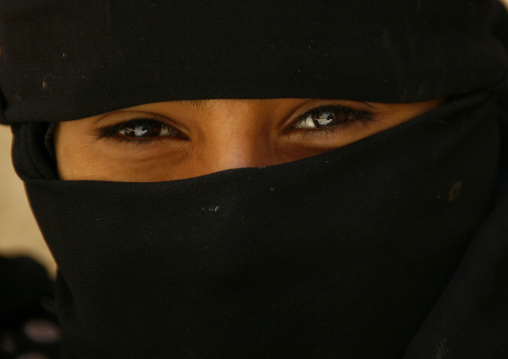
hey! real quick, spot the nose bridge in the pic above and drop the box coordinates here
[200,102,271,172]
[207,124,266,172]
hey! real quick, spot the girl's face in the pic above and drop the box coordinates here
[55,98,442,182]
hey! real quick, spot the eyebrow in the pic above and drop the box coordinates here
[179,99,210,110]
[178,99,268,111]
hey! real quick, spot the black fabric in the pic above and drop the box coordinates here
[11,91,507,358]
[403,107,508,358]
[0,256,53,329]
[0,0,507,124]
[1,0,508,358]
[0,256,61,359]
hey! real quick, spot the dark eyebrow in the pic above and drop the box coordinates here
[179,99,210,110]
[361,101,375,109]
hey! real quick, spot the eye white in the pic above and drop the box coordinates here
[160,126,171,136]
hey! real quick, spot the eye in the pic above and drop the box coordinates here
[115,120,173,138]
[98,119,188,141]
[290,105,373,132]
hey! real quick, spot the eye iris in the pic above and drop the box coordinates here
[315,112,335,127]
[118,122,162,137]
[290,105,370,133]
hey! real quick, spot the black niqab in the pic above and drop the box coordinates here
[1,1,507,358]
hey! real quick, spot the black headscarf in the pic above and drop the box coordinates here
[1,1,507,358]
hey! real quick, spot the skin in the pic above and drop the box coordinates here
[55,98,443,182]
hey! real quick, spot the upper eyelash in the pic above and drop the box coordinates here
[95,118,187,143]
[287,105,374,133]
[305,105,372,122]
[97,119,158,138]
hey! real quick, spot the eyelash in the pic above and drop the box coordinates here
[95,105,374,145]
[96,119,188,145]
[287,105,373,135]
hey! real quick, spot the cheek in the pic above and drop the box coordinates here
[56,145,186,181]
[55,131,198,182]
[55,145,104,181]
[54,122,108,181]
[54,126,76,180]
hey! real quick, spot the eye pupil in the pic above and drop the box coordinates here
[119,122,162,137]
[315,112,335,127]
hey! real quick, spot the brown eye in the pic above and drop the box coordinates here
[100,119,188,141]
[117,121,165,138]
[292,106,372,130]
